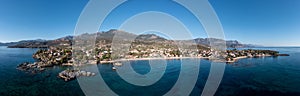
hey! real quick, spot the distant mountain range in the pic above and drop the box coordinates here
[1,29,255,48]
[193,38,255,48]
[0,39,47,46]
[4,37,72,48]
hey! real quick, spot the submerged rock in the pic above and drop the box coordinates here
[17,62,46,73]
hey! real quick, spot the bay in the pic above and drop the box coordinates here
[1,46,300,96]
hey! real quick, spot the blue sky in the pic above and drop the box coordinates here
[0,0,299,46]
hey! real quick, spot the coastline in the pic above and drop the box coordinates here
[99,57,209,64]
[3,45,300,95]
[99,55,284,64]
[226,55,278,63]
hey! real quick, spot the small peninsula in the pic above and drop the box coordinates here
[15,30,289,81]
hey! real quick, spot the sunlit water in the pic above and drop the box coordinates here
[0,46,300,96]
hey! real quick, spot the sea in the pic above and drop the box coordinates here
[1,46,300,96]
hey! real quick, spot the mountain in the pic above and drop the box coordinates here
[0,42,4,46]
[226,40,246,48]
[96,29,137,42]
[0,39,47,47]
[4,29,254,48]
[7,37,71,48]
[56,36,73,41]
[0,42,18,46]
[94,29,166,43]
[193,38,254,48]
[136,34,167,41]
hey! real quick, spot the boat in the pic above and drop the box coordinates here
[112,67,117,70]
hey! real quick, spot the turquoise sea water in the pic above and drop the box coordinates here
[0,46,300,96]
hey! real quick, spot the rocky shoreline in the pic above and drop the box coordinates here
[58,69,96,81]
[16,62,46,74]
[16,46,289,82]
[225,49,290,63]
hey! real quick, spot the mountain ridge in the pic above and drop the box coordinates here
[3,29,255,48]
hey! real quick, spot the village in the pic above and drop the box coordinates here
[16,39,289,81]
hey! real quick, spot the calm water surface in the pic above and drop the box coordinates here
[0,46,300,96]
